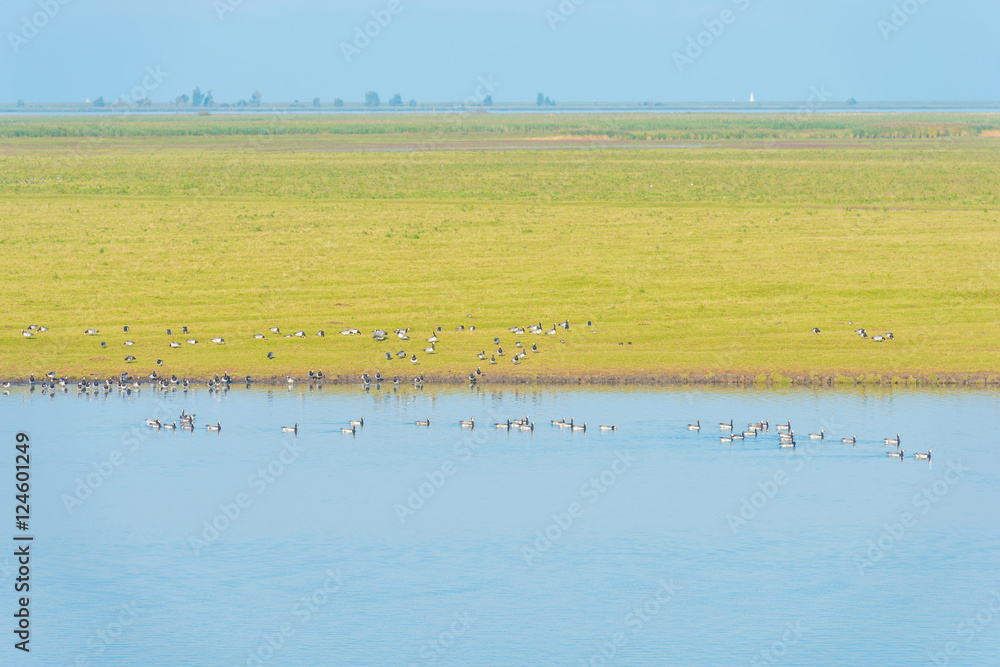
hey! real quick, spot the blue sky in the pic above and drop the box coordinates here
[3,0,998,103]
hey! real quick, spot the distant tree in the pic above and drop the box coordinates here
[389,93,403,107]
[137,97,152,107]
[544,96,555,106]
[191,87,204,107]
[408,99,417,107]
[237,99,248,107]
[93,96,105,107]
[313,97,321,107]
[250,90,262,107]
[333,98,344,107]
[175,93,189,106]
[536,93,545,106]
[364,91,380,107]
[483,95,493,106]
[203,89,214,106]
[16,99,25,107]
[846,97,858,106]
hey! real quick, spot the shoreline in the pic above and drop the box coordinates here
[5,370,999,388]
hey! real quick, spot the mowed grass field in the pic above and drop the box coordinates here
[1,114,999,383]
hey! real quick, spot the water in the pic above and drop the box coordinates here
[2,384,998,666]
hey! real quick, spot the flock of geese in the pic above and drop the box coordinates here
[140,414,616,435]
[687,418,929,460]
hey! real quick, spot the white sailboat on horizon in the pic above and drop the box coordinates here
[750,91,755,103]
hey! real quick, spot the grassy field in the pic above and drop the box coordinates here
[2,114,998,384]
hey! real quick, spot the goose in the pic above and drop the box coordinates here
[162,422,176,430]
[496,346,504,356]
[341,426,356,435]
[267,352,274,359]
[520,422,535,432]
[571,422,587,432]
[287,376,295,384]
[270,327,280,333]
[145,419,161,427]
[460,418,475,428]
[779,441,796,448]
[211,337,225,344]
[101,341,108,348]
[557,419,575,428]
[779,433,795,442]
[186,339,198,345]
[731,433,745,440]
[872,335,885,342]
[411,354,418,364]
[180,422,194,430]
[46,371,56,379]
[854,328,866,335]
[559,320,570,329]
[416,418,430,427]
[531,343,538,352]
[489,355,497,365]
[84,328,99,335]
[427,334,438,343]
[688,420,701,430]
[546,326,557,335]
[182,326,189,334]
[720,419,733,430]
[385,352,392,361]
[515,341,523,348]
[169,341,180,348]
[884,434,901,446]
[38,326,47,332]
[811,328,821,334]
[282,424,298,434]
[373,329,388,340]
[125,355,136,362]
[495,419,511,430]
[294,331,306,338]
[809,429,824,440]
[913,450,931,460]
[743,430,758,438]
[599,425,616,431]
[123,340,135,346]
[206,422,222,431]
[316,330,325,337]
[477,351,486,360]
[887,449,904,459]
[721,435,733,443]
[886,332,894,340]
[166,329,172,335]
[776,420,792,432]
[841,436,856,444]
[156,359,163,366]
[21,329,34,338]
[424,344,436,354]
[350,418,364,427]
[123,325,130,333]
[395,350,406,358]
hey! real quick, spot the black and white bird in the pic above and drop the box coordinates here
[688,420,701,430]
[282,424,298,434]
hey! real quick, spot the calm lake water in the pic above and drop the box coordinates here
[2,384,998,666]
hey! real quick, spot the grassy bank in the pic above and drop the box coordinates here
[2,114,998,383]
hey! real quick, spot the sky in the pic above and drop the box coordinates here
[2,0,998,104]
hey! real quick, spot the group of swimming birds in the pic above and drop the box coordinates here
[688,418,929,460]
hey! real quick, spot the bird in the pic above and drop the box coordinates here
[340,426,356,435]
[21,330,33,338]
[886,332,894,340]
[489,355,496,365]
[316,331,324,337]
[720,419,733,430]
[169,341,180,348]
[145,418,161,427]
[776,421,792,432]
[349,418,364,427]
[270,327,280,333]
[571,422,587,432]
[84,328,99,335]
[477,351,486,360]
[211,337,225,344]
[427,334,438,343]
[396,350,407,358]
[811,328,821,334]
[156,359,163,366]
[294,331,306,338]
[884,434,901,446]
[385,352,392,361]
[495,419,511,430]
[780,441,796,448]
[253,333,265,339]
[282,424,298,434]
[872,335,885,342]
[186,339,198,345]
[123,340,135,346]
[266,352,274,359]
[531,343,539,353]
[123,325,130,333]
[411,354,418,364]
[416,418,430,427]
[731,433,744,440]
[913,450,931,460]
[166,329,172,335]
[809,430,824,440]
[162,422,176,430]
[687,420,701,430]
[460,418,475,428]
[125,355,136,362]
[424,343,436,354]
[599,425,616,431]
[721,435,733,443]
[206,422,222,431]
[887,449,904,459]
[182,326,189,334]
[841,436,856,444]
